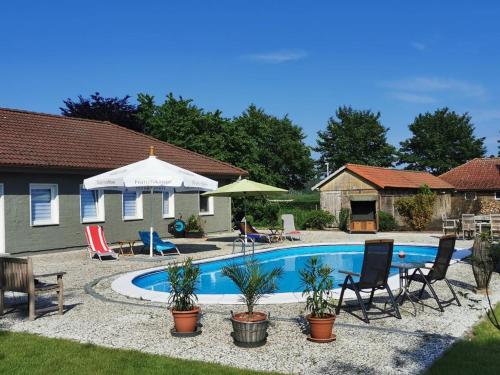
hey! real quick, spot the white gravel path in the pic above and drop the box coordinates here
[1,230,498,375]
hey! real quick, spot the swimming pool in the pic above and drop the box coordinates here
[112,243,468,304]
[134,244,439,293]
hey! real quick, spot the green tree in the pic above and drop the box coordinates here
[315,106,397,173]
[138,95,314,190]
[398,108,486,175]
[137,93,228,159]
[60,92,143,132]
[230,105,315,189]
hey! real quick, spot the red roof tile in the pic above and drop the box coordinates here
[345,163,454,189]
[0,108,247,177]
[439,158,500,191]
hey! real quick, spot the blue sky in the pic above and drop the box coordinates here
[1,1,499,156]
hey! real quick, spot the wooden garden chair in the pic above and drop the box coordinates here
[0,256,65,320]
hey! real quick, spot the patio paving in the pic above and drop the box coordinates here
[1,230,498,374]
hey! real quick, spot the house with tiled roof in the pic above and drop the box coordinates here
[0,108,247,254]
[439,157,500,215]
[312,164,454,231]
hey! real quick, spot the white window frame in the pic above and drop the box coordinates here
[122,190,143,221]
[162,190,175,219]
[464,191,477,201]
[199,192,214,216]
[79,185,105,223]
[495,191,500,201]
[29,183,59,226]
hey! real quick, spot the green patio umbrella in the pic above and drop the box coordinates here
[202,178,287,241]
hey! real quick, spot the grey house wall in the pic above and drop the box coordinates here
[1,171,232,254]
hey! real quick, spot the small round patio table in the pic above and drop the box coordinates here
[391,262,427,316]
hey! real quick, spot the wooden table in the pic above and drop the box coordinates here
[118,240,135,256]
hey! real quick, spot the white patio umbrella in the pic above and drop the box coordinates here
[83,147,218,257]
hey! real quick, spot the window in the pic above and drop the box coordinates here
[162,190,175,218]
[30,184,59,226]
[464,192,477,201]
[495,192,500,201]
[80,186,104,223]
[122,191,143,220]
[199,193,214,216]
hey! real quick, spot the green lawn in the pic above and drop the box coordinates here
[0,331,274,375]
[426,304,500,375]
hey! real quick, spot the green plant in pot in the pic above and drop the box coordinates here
[299,256,337,342]
[222,259,283,346]
[167,257,201,333]
[185,215,205,238]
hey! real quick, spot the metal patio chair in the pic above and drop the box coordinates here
[336,239,401,323]
[406,234,460,311]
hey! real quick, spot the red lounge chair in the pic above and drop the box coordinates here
[85,226,118,260]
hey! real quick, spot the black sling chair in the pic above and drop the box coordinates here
[336,239,401,323]
[406,234,460,311]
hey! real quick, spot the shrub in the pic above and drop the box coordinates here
[378,211,396,231]
[302,210,336,230]
[338,208,350,232]
[394,185,436,231]
[186,215,204,232]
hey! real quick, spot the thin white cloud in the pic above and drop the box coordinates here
[411,42,426,51]
[382,77,486,97]
[391,92,437,104]
[473,109,500,122]
[244,50,307,64]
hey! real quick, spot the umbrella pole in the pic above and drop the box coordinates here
[150,188,154,257]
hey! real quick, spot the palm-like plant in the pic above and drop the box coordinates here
[167,258,200,311]
[299,256,336,318]
[222,260,283,317]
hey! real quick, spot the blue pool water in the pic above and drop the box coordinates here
[132,244,439,294]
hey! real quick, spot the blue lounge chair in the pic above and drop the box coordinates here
[138,231,180,256]
[238,221,272,243]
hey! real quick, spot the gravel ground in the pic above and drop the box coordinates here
[1,230,498,375]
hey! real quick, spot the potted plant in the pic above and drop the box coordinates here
[299,256,337,343]
[166,257,201,334]
[222,259,283,346]
[185,215,205,238]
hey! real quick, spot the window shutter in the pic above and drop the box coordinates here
[81,189,98,220]
[123,192,137,218]
[31,188,52,222]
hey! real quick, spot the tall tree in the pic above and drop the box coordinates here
[137,93,229,160]
[398,108,486,175]
[137,94,314,190]
[231,105,315,190]
[315,106,397,173]
[60,92,143,132]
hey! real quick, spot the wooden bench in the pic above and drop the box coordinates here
[0,256,65,320]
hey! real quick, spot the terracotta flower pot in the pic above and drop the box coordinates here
[171,306,200,333]
[306,314,336,342]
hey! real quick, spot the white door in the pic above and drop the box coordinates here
[0,184,4,253]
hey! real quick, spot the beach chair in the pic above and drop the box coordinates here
[84,225,118,260]
[0,256,65,320]
[336,239,401,323]
[491,214,500,239]
[406,235,460,311]
[281,214,301,241]
[238,221,272,243]
[461,214,476,239]
[138,231,180,256]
